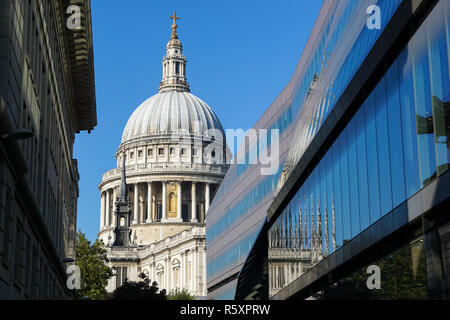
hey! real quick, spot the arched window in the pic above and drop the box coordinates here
[156,264,164,288]
[172,259,181,289]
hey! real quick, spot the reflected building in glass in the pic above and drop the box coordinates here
[235,0,450,300]
[268,196,336,296]
[206,1,328,299]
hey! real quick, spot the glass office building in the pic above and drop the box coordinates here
[236,0,450,300]
[205,2,332,299]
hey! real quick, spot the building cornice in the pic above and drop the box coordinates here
[99,163,227,189]
[105,226,205,262]
[60,0,97,132]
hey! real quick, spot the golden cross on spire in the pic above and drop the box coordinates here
[170,12,180,26]
[169,12,180,39]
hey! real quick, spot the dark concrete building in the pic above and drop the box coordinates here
[0,0,96,299]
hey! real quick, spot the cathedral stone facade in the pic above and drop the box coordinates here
[98,14,228,296]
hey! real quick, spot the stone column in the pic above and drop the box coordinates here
[146,182,153,223]
[177,181,182,221]
[100,191,105,229]
[180,252,185,288]
[152,260,156,286]
[191,182,197,222]
[133,183,138,224]
[152,195,157,222]
[140,198,145,224]
[192,248,197,294]
[114,186,119,227]
[189,251,193,290]
[162,181,167,221]
[106,190,110,227]
[186,251,190,290]
[201,246,206,296]
[148,263,153,283]
[205,183,210,217]
[113,187,119,227]
[165,257,170,291]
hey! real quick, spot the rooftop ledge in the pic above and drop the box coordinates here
[101,162,228,183]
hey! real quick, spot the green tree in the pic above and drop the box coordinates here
[75,231,113,300]
[167,288,195,300]
[110,273,167,300]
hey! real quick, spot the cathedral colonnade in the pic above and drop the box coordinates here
[143,246,206,295]
[99,180,215,229]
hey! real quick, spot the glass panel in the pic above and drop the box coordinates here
[312,166,320,254]
[355,106,370,231]
[339,127,352,242]
[398,47,421,197]
[313,237,428,300]
[325,152,335,253]
[386,59,407,208]
[365,93,381,223]
[374,76,393,214]
[301,187,307,250]
[319,158,327,254]
[305,176,312,250]
[347,118,360,237]
[332,142,343,249]
[412,26,436,187]
[428,7,450,176]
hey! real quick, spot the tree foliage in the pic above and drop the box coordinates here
[109,273,167,300]
[167,288,195,300]
[75,231,113,300]
[317,240,428,300]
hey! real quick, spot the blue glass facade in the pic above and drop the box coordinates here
[268,0,450,297]
[207,0,405,300]
[206,166,283,246]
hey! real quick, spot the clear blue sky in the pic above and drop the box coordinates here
[74,0,323,241]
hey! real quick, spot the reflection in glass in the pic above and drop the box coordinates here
[365,94,381,224]
[374,77,393,214]
[332,143,343,248]
[268,193,337,297]
[356,107,370,231]
[386,59,406,208]
[268,0,450,297]
[399,47,421,197]
[339,127,351,242]
[412,26,436,187]
[347,118,360,237]
[428,6,450,176]
[313,238,428,300]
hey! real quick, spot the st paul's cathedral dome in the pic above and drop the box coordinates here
[97,13,228,296]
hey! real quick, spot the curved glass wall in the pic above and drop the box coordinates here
[269,0,450,297]
[208,230,259,280]
[208,2,401,292]
[236,0,400,179]
[207,165,283,244]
